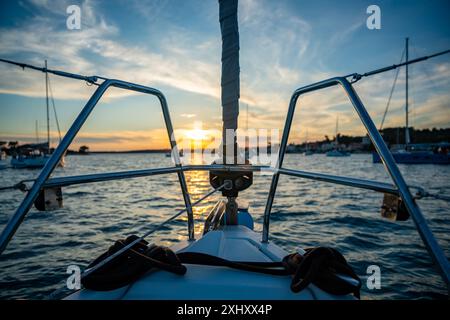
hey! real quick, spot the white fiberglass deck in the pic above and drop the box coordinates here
[66,226,354,300]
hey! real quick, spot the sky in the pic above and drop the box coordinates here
[0,0,449,151]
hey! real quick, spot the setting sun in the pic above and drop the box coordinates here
[185,128,209,141]
[180,122,219,146]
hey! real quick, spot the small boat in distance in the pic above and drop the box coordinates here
[326,149,350,157]
[11,149,49,169]
[326,117,350,157]
[304,130,314,155]
[10,60,65,169]
[373,142,450,164]
[373,38,450,164]
[0,151,8,169]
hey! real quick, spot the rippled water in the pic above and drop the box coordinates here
[0,153,449,299]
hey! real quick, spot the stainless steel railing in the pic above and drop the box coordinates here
[0,79,194,253]
[0,75,448,292]
[262,76,450,289]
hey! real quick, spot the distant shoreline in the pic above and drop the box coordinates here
[4,126,450,155]
[66,149,171,155]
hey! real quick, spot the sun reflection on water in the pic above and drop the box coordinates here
[178,156,219,235]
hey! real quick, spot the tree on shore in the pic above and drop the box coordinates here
[79,145,90,154]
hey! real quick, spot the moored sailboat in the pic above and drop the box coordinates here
[373,38,450,164]
[10,60,65,169]
[326,117,350,157]
[0,150,8,169]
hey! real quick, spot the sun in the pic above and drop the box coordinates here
[185,128,209,141]
[184,122,211,142]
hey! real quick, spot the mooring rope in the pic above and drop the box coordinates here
[0,182,28,192]
[45,181,229,299]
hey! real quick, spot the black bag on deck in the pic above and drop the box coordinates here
[282,247,361,298]
[81,235,186,291]
[82,235,360,298]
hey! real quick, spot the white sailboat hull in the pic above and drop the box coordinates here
[11,155,49,168]
[326,150,350,157]
[11,154,65,168]
[0,160,8,170]
[66,226,356,300]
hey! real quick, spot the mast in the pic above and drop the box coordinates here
[405,38,410,147]
[335,116,339,147]
[45,60,50,153]
[305,129,309,151]
[219,0,240,164]
[246,103,248,131]
[245,103,248,158]
[35,120,39,144]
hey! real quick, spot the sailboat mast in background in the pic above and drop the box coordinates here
[335,116,339,147]
[405,38,410,147]
[35,120,39,144]
[45,60,50,153]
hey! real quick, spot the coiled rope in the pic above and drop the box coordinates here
[45,181,228,299]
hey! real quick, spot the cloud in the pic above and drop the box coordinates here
[252,57,450,143]
[180,113,196,119]
[124,0,170,23]
[0,0,220,102]
[0,0,120,99]
[0,128,172,151]
[0,0,449,149]
[27,0,100,27]
[0,0,316,132]
[328,20,364,51]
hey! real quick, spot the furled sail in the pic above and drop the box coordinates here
[219,0,240,162]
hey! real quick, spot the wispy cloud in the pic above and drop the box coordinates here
[180,113,196,119]
[0,0,449,149]
[124,0,170,23]
[0,128,171,151]
[0,0,220,101]
[328,20,364,51]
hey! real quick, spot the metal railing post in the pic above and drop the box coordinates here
[0,79,196,253]
[262,93,299,243]
[339,77,450,288]
[262,78,340,243]
[0,80,111,254]
[158,94,195,241]
[262,75,450,290]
